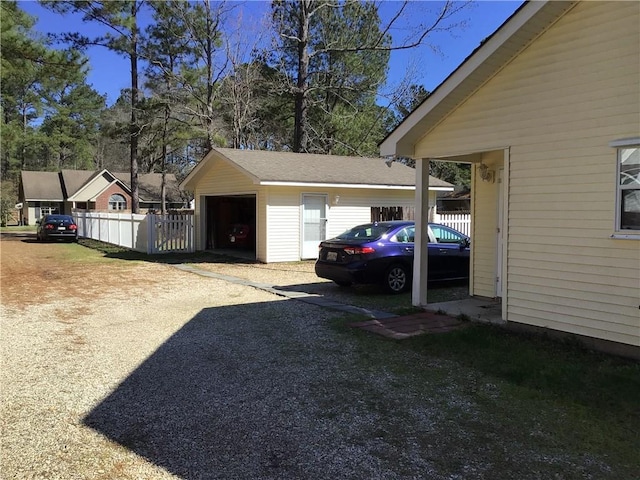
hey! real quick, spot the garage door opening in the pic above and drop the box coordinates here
[205,195,256,259]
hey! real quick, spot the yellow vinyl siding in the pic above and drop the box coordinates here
[471,151,501,297]
[414,2,640,345]
[194,158,256,194]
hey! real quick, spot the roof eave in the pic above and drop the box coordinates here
[379,0,576,159]
[259,181,452,191]
[22,197,65,202]
[259,181,415,190]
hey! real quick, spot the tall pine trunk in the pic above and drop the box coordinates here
[129,1,140,213]
[293,0,311,153]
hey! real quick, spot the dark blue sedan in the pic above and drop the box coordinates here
[315,221,469,293]
[36,214,79,242]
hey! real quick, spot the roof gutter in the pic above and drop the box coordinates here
[259,181,453,191]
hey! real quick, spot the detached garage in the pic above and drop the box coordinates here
[180,148,453,263]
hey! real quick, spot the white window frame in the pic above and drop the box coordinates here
[108,194,127,211]
[39,205,58,217]
[610,137,640,238]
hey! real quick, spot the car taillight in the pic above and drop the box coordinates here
[45,224,55,230]
[69,224,77,231]
[344,246,375,255]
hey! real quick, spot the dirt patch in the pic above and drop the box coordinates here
[0,232,165,310]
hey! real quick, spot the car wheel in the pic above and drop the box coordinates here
[333,280,352,287]
[384,264,410,293]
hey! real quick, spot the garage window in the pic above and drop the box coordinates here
[612,139,640,231]
[109,194,127,211]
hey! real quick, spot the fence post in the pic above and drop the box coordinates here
[147,214,154,254]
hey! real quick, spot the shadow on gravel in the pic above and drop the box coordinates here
[82,300,395,479]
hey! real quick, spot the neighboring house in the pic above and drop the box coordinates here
[381,1,639,354]
[179,147,453,262]
[18,169,184,225]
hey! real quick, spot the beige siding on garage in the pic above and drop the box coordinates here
[192,158,262,252]
[264,186,416,262]
[327,188,418,239]
[264,187,302,263]
[194,157,256,194]
[414,2,640,345]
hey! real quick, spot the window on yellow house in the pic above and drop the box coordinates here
[613,140,640,231]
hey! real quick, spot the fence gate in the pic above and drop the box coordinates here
[148,214,195,254]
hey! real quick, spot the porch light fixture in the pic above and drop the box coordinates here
[333,195,340,205]
[479,163,495,183]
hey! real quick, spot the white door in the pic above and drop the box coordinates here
[301,194,327,259]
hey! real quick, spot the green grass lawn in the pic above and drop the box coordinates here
[0,225,36,232]
[329,315,640,477]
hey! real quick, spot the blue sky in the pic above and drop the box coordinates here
[19,0,524,106]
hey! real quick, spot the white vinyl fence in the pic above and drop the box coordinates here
[433,211,471,236]
[73,211,194,254]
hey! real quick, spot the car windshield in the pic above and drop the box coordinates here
[335,223,397,241]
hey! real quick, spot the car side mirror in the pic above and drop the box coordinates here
[460,238,470,250]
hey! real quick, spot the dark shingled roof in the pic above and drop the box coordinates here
[209,148,453,188]
[20,171,65,201]
[20,170,182,203]
[60,170,98,197]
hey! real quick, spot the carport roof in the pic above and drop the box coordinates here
[181,148,454,191]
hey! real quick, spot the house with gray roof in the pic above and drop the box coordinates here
[180,147,453,262]
[18,169,184,225]
[380,1,639,354]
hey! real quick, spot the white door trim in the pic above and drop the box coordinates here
[496,168,504,298]
[300,193,328,259]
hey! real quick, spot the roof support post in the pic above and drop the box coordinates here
[412,158,431,307]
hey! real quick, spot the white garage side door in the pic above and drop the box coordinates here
[301,194,327,259]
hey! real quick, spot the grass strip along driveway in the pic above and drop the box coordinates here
[1,231,639,479]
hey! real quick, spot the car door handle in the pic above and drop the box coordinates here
[439,249,448,253]
[404,247,414,253]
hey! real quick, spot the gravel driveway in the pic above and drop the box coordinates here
[2,234,433,479]
[1,233,628,479]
